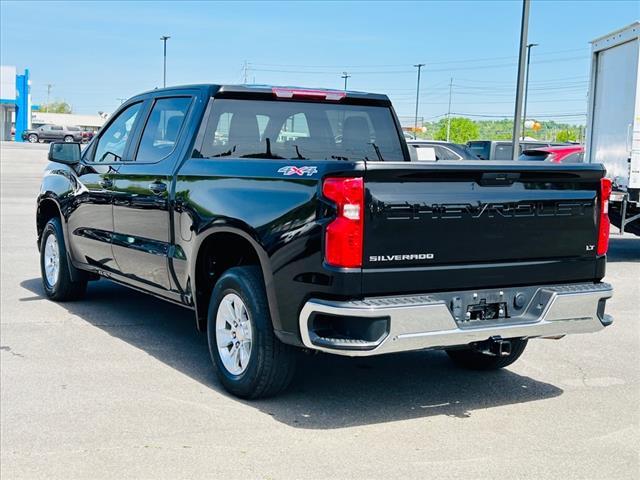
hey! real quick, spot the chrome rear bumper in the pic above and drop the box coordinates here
[298,283,613,357]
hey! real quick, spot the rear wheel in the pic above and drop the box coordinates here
[446,338,528,370]
[28,133,38,143]
[63,135,74,142]
[207,266,296,399]
[40,218,87,301]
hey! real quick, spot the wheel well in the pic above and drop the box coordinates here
[194,232,261,331]
[36,199,61,247]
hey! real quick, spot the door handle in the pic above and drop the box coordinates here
[99,178,113,189]
[149,181,167,194]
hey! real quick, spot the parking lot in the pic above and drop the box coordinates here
[1,141,638,479]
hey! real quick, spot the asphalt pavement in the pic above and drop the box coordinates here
[1,141,639,479]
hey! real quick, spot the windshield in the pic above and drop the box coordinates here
[198,98,404,161]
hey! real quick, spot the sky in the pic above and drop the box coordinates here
[1,0,638,125]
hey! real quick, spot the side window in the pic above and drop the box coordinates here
[91,102,142,163]
[136,97,192,163]
[51,125,63,131]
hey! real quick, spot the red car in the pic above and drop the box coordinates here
[518,145,584,163]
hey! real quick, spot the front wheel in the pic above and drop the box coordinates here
[40,218,87,301]
[27,133,38,143]
[63,135,74,142]
[207,266,296,399]
[446,338,528,370]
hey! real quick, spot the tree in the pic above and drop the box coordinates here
[556,129,578,142]
[39,101,72,114]
[434,117,479,143]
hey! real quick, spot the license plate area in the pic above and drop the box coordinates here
[442,286,543,329]
[466,301,508,321]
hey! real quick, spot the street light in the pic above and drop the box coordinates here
[511,0,530,160]
[522,42,539,138]
[413,63,425,140]
[160,35,170,88]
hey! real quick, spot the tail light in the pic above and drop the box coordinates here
[322,177,364,268]
[597,177,612,255]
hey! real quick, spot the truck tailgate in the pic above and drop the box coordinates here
[363,162,606,295]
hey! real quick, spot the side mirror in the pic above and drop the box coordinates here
[48,142,81,165]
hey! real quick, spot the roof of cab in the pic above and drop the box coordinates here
[131,84,390,102]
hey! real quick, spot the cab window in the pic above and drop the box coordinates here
[91,102,142,163]
[136,97,192,163]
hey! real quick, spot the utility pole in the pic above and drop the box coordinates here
[243,61,249,84]
[341,72,351,91]
[45,84,52,112]
[413,63,425,140]
[511,0,530,160]
[160,35,170,88]
[522,42,538,139]
[446,77,453,142]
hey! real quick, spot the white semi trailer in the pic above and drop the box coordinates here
[586,22,640,235]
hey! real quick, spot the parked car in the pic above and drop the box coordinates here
[37,84,614,399]
[81,129,96,143]
[22,124,84,143]
[407,140,479,161]
[518,145,585,163]
[467,140,568,160]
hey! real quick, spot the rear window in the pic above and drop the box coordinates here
[467,141,490,160]
[198,99,404,161]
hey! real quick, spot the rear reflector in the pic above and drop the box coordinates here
[322,177,364,268]
[597,177,612,255]
[272,87,346,101]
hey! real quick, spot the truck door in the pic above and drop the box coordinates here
[67,101,143,272]
[110,95,193,292]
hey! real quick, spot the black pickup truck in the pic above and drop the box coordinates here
[37,84,613,398]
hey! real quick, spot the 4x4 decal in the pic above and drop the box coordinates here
[277,166,318,176]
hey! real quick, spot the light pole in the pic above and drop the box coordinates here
[522,42,538,138]
[413,63,425,139]
[446,77,453,142]
[511,0,530,160]
[341,72,351,91]
[160,35,170,88]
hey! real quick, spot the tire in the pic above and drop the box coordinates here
[28,133,38,143]
[446,338,528,370]
[40,217,87,301]
[207,266,296,399]
[63,135,74,143]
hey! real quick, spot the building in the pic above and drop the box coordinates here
[1,65,106,141]
[0,65,31,141]
[30,111,105,132]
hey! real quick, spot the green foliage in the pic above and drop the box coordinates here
[433,117,479,143]
[419,118,584,143]
[555,129,578,142]
[38,101,72,114]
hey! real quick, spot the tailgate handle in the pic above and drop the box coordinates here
[479,172,520,186]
